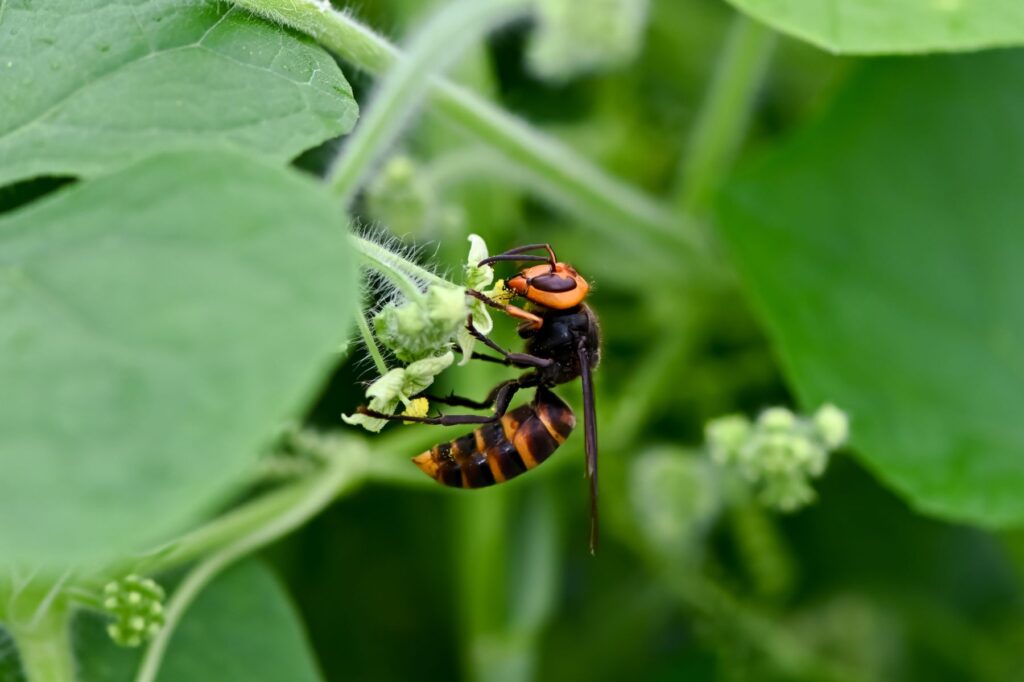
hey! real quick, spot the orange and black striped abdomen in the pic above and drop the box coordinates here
[412,388,576,489]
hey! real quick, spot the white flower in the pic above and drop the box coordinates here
[342,352,455,432]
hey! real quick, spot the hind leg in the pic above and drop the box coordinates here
[360,378,526,426]
[422,378,520,410]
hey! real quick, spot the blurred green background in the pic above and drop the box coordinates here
[3,0,1024,680]
[285,1,1024,680]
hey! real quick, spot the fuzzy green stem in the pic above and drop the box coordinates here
[123,472,332,578]
[356,310,388,375]
[351,235,447,300]
[135,445,365,682]
[424,148,684,275]
[728,497,795,600]
[675,15,775,212]
[326,0,532,207]
[432,85,704,256]
[91,434,432,589]
[231,0,705,261]
[7,602,75,682]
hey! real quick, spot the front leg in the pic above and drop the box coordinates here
[423,376,534,410]
[360,378,527,426]
[467,289,543,331]
[464,316,553,370]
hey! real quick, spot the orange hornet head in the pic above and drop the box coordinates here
[506,262,589,309]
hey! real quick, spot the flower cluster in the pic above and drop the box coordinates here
[342,352,454,432]
[101,574,166,648]
[345,235,503,432]
[630,447,721,557]
[706,404,849,512]
[373,285,467,363]
[527,0,650,81]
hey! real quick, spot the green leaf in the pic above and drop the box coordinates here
[726,0,1024,54]
[718,52,1024,527]
[75,561,323,682]
[0,0,357,187]
[159,561,323,682]
[0,151,356,563]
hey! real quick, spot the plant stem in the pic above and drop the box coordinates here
[143,447,367,580]
[351,234,446,298]
[90,433,432,590]
[457,491,509,681]
[134,443,366,682]
[656,566,865,682]
[675,14,775,213]
[424,148,685,276]
[355,309,388,375]
[231,0,706,262]
[326,0,532,207]
[6,602,75,682]
[431,83,704,256]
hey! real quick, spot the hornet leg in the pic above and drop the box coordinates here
[359,378,529,426]
[464,314,552,369]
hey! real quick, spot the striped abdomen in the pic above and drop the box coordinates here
[412,387,575,488]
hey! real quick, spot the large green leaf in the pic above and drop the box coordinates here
[727,0,1024,54]
[0,151,356,563]
[718,52,1024,527]
[74,561,323,682]
[0,0,357,186]
[159,561,323,682]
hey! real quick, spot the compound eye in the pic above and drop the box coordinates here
[529,273,578,293]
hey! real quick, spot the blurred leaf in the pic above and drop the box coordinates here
[74,611,139,682]
[718,52,1024,527]
[159,561,323,682]
[0,628,24,682]
[0,0,357,186]
[75,561,323,682]
[0,151,356,563]
[727,0,1024,54]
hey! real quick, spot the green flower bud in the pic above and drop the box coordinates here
[364,155,438,236]
[705,404,850,512]
[758,406,796,431]
[373,285,469,363]
[527,0,649,82]
[630,447,721,559]
[814,403,850,449]
[102,575,166,648]
[705,414,752,466]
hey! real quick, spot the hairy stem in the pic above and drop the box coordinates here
[327,0,532,206]
[424,148,684,275]
[231,0,706,262]
[135,444,366,682]
[351,235,447,297]
[88,433,434,590]
[6,601,75,682]
[675,15,775,212]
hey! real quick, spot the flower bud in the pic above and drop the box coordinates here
[364,155,438,237]
[527,0,650,82]
[630,447,721,559]
[102,574,165,648]
[705,404,850,512]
